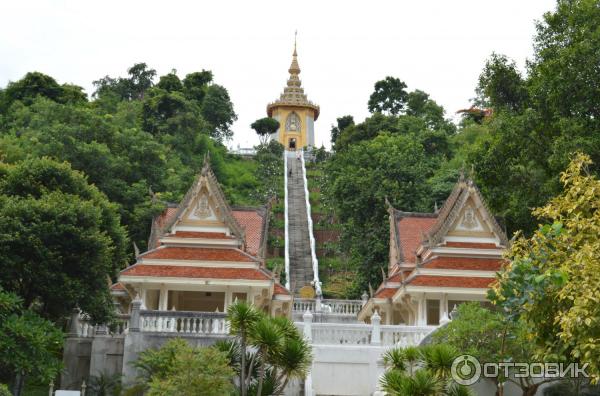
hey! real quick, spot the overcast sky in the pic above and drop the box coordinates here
[0,0,556,149]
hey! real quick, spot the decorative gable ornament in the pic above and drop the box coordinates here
[194,195,211,219]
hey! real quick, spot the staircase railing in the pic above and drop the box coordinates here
[283,150,291,290]
[300,149,322,296]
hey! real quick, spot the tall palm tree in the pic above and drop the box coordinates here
[227,301,262,396]
[420,344,458,380]
[274,336,312,392]
[249,318,283,396]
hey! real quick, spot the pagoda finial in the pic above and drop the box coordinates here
[289,32,300,76]
[202,151,211,175]
[294,30,298,56]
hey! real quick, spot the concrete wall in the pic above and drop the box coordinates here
[61,338,92,390]
[309,344,386,396]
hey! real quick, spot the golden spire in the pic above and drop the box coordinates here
[266,31,320,120]
[288,30,301,76]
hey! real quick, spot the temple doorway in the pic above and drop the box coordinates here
[289,138,296,150]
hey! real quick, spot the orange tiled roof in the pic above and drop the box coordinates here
[407,275,495,288]
[166,231,235,239]
[110,282,125,291]
[232,209,265,257]
[121,265,270,280]
[388,269,411,282]
[149,207,178,248]
[396,216,437,263]
[274,283,291,295]
[374,288,397,299]
[142,247,255,262]
[422,257,504,271]
[443,242,499,249]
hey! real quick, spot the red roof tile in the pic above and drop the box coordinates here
[407,275,495,288]
[150,207,178,248]
[388,269,411,282]
[274,283,291,295]
[233,209,264,257]
[397,216,437,263]
[121,265,270,280]
[375,288,397,298]
[110,282,125,291]
[166,231,235,239]
[443,242,499,249]
[142,247,255,262]
[423,257,504,271]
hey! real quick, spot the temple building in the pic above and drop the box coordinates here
[112,157,291,317]
[358,175,508,325]
[267,39,319,150]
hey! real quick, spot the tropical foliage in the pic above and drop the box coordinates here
[0,158,128,323]
[380,344,472,396]
[225,301,312,396]
[490,153,600,383]
[0,288,63,396]
[131,338,235,396]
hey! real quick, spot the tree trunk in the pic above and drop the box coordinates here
[12,371,24,396]
[256,355,266,396]
[522,384,539,396]
[240,333,247,396]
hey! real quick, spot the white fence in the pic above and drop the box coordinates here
[297,310,436,347]
[293,298,364,316]
[139,310,229,335]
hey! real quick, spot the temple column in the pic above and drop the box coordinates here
[417,294,426,326]
[440,293,449,324]
[158,285,168,311]
[224,288,232,311]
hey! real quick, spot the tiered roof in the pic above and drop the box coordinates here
[117,156,290,298]
[373,176,508,302]
[267,40,320,119]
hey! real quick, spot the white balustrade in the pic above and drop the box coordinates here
[310,323,372,345]
[298,311,437,347]
[140,310,229,336]
[380,325,437,347]
[321,299,363,315]
[293,299,316,313]
[293,298,363,316]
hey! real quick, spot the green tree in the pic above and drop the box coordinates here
[330,115,354,147]
[469,0,600,236]
[476,53,528,112]
[228,301,262,396]
[201,84,237,142]
[127,63,156,100]
[225,302,312,395]
[251,117,280,145]
[0,71,86,113]
[156,71,183,93]
[432,303,558,395]
[325,133,439,294]
[368,76,408,115]
[0,158,128,323]
[380,344,472,396]
[132,338,234,396]
[182,70,213,103]
[490,153,600,383]
[0,288,63,396]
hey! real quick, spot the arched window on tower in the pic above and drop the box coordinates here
[285,112,301,132]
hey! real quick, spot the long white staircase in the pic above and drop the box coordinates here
[284,150,321,296]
